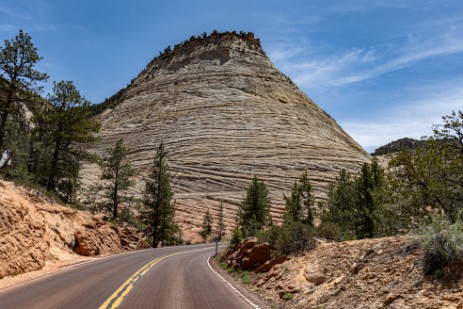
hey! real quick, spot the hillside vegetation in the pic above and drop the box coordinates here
[372,137,425,156]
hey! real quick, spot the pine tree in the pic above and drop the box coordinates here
[283,181,303,224]
[299,170,314,226]
[101,139,135,220]
[320,169,359,240]
[0,30,48,167]
[238,175,271,237]
[200,208,212,241]
[356,160,383,238]
[283,170,314,226]
[37,80,100,200]
[143,143,177,247]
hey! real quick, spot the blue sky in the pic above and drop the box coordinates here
[1,0,463,152]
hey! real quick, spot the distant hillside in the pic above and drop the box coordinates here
[372,138,425,156]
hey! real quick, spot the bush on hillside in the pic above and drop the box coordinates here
[418,212,463,275]
[257,222,315,256]
[229,227,244,250]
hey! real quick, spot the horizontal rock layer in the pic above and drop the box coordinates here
[80,32,370,238]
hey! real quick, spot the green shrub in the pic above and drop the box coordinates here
[257,225,281,247]
[316,220,342,241]
[257,222,315,256]
[229,227,243,250]
[241,271,251,284]
[282,293,293,301]
[418,213,463,275]
[276,222,315,255]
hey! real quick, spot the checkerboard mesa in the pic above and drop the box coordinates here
[80,31,370,242]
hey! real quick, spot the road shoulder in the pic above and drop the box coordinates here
[209,254,273,309]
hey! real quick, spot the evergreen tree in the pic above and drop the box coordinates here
[0,30,48,167]
[356,160,383,238]
[390,110,463,222]
[37,80,100,200]
[283,181,303,224]
[143,143,177,247]
[238,175,271,237]
[200,208,212,241]
[217,201,225,240]
[320,160,385,240]
[299,170,315,226]
[283,170,314,226]
[101,139,135,220]
[320,169,359,240]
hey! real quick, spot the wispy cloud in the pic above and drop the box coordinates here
[0,1,56,33]
[268,22,463,91]
[0,4,31,21]
[342,81,463,151]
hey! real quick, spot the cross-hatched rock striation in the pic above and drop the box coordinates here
[80,32,370,240]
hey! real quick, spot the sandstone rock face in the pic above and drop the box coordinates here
[222,237,286,272]
[80,32,370,238]
[0,181,146,279]
[223,237,272,270]
[253,237,463,308]
[0,182,50,278]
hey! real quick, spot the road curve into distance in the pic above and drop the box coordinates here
[0,243,255,309]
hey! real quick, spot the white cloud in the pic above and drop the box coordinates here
[342,82,463,151]
[268,24,463,91]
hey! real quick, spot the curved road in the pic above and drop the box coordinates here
[0,244,253,309]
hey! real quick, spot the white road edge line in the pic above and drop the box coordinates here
[207,255,261,309]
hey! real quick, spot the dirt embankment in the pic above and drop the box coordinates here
[223,237,463,309]
[0,180,148,288]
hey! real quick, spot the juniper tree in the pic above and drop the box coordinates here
[238,175,271,237]
[0,30,48,167]
[101,139,135,220]
[143,143,177,247]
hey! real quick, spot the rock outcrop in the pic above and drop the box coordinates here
[0,181,147,279]
[222,237,286,273]
[80,31,370,239]
[253,237,463,308]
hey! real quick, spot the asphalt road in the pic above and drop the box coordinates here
[0,243,253,309]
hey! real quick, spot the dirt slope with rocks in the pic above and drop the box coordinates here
[0,180,147,282]
[80,32,370,240]
[245,236,463,309]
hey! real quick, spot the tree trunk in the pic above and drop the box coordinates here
[113,176,119,219]
[0,150,11,169]
[47,139,61,192]
[0,91,13,150]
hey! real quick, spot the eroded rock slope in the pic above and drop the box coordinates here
[0,181,146,279]
[80,32,370,238]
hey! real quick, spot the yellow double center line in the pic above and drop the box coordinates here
[99,246,223,309]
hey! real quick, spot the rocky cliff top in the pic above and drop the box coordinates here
[81,31,371,240]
